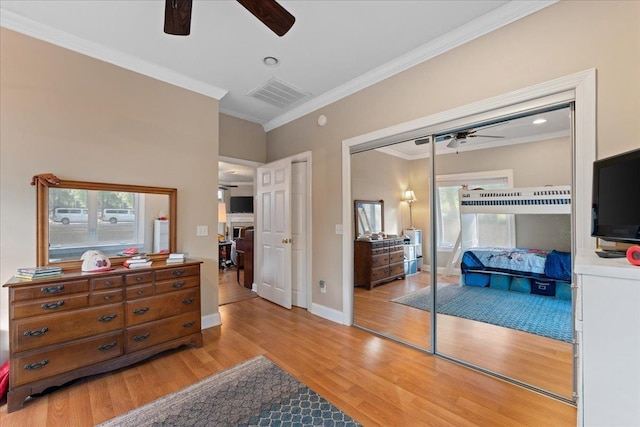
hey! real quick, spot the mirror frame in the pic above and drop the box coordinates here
[353,199,384,239]
[35,175,177,269]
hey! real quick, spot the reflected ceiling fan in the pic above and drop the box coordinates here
[435,123,505,149]
[164,0,295,37]
[219,184,239,191]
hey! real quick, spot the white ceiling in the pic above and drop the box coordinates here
[0,0,555,131]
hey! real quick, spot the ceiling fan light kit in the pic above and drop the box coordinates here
[164,0,295,37]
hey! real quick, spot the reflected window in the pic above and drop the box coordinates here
[436,170,515,250]
[49,188,145,261]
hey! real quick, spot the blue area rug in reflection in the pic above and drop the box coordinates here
[392,285,572,342]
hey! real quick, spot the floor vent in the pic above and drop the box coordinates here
[248,77,309,108]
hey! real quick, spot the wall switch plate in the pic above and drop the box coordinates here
[335,224,343,235]
[319,280,326,293]
[196,225,208,236]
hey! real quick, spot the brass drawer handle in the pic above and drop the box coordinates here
[98,341,118,351]
[182,320,195,328]
[172,270,185,277]
[133,333,150,342]
[24,359,49,370]
[182,297,195,305]
[133,307,149,315]
[23,327,48,337]
[98,313,117,322]
[41,300,65,310]
[41,285,64,294]
[172,281,186,288]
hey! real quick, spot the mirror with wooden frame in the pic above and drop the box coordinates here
[354,199,384,239]
[34,174,177,269]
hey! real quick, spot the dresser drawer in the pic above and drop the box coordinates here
[154,265,199,281]
[389,263,405,277]
[370,253,389,268]
[389,250,404,264]
[13,304,124,353]
[126,284,154,300]
[90,289,123,306]
[91,275,123,291]
[12,332,123,387]
[155,275,199,294]
[124,271,153,286]
[370,266,389,283]
[12,294,89,320]
[125,311,201,353]
[12,280,90,302]
[125,289,199,326]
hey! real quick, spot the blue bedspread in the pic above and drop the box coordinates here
[461,247,571,281]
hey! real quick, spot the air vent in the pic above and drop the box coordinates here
[248,77,309,108]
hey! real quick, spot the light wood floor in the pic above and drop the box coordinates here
[1,296,576,426]
[218,266,257,306]
[354,271,574,399]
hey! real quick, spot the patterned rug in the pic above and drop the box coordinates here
[392,284,572,342]
[98,355,360,427]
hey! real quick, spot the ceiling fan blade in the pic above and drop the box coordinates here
[164,0,192,36]
[237,0,295,37]
[468,134,504,139]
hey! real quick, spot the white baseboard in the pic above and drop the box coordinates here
[201,312,221,329]
[310,303,348,325]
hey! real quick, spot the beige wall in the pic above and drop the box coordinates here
[266,1,640,312]
[0,29,220,361]
[219,113,266,162]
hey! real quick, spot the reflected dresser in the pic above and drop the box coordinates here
[3,260,203,412]
[354,237,405,290]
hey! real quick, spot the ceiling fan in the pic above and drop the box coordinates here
[219,184,239,191]
[164,0,296,37]
[438,127,505,149]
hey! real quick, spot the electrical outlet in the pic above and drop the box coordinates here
[335,224,343,235]
[319,280,326,293]
[196,225,208,236]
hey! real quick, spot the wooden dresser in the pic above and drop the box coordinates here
[354,238,405,290]
[3,260,203,412]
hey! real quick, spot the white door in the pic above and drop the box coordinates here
[256,158,292,308]
[291,162,307,308]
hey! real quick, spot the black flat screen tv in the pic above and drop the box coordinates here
[591,147,640,244]
[230,196,254,213]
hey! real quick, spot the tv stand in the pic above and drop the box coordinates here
[595,250,627,258]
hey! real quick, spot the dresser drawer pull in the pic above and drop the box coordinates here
[135,277,143,282]
[133,307,149,315]
[172,270,185,277]
[23,327,48,337]
[182,297,195,305]
[104,280,113,286]
[182,320,195,328]
[24,359,49,371]
[103,295,111,301]
[98,313,118,322]
[133,333,150,342]
[172,281,186,288]
[98,341,118,351]
[136,290,145,295]
[41,300,65,310]
[41,285,64,294]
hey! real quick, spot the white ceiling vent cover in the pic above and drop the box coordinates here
[248,77,310,108]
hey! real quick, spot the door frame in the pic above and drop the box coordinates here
[255,151,313,309]
[341,69,596,326]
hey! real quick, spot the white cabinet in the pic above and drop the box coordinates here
[575,253,640,427]
[403,229,423,275]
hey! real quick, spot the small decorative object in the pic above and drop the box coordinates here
[81,250,112,272]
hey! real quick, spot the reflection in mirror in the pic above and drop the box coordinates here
[350,149,431,352]
[354,200,384,238]
[35,175,176,268]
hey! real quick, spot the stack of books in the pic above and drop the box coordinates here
[15,266,63,280]
[166,253,186,264]
[123,256,152,269]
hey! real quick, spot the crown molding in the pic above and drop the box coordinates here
[0,9,228,100]
[263,0,557,132]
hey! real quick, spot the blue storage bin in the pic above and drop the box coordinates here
[556,281,572,300]
[532,278,556,296]
[464,272,490,287]
[510,277,531,293]
[490,274,511,290]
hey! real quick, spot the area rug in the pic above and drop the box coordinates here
[98,355,360,427]
[392,285,572,342]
